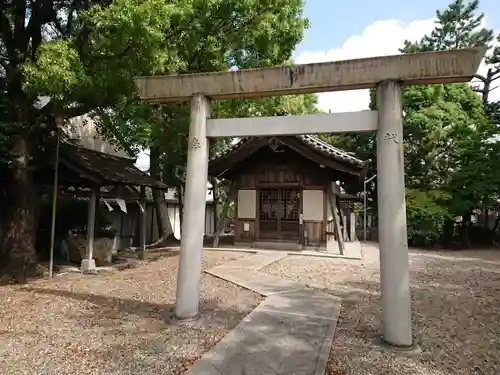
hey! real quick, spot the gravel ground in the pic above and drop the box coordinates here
[0,251,262,375]
[262,243,500,375]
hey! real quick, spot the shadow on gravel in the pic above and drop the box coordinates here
[323,249,500,375]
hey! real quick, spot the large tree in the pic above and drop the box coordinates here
[401,0,500,244]
[0,0,309,281]
[325,0,500,246]
[1,0,177,280]
[402,0,500,120]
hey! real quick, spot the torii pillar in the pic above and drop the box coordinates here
[134,47,485,347]
[376,80,411,345]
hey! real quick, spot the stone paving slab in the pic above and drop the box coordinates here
[258,288,341,320]
[186,305,339,375]
[213,252,287,270]
[206,266,304,296]
[194,253,341,375]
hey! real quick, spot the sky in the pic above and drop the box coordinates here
[135,0,500,170]
[293,0,500,113]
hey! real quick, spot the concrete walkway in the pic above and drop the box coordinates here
[186,252,341,375]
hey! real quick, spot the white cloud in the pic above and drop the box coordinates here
[295,19,500,113]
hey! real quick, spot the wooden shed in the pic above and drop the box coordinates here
[36,142,167,265]
[208,135,368,251]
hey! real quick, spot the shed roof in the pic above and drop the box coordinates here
[56,143,167,188]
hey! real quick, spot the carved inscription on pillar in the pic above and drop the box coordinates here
[190,137,201,150]
[383,132,399,144]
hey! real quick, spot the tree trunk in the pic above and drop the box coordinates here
[153,192,165,237]
[493,215,500,234]
[150,146,167,239]
[492,214,500,247]
[0,172,11,258]
[0,135,39,283]
[213,182,234,248]
[481,69,492,107]
[461,213,472,248]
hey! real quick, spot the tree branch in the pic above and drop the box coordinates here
[66,5,76,35]
[0,58,8,72]
[0,9,14,56]
[473,73,486,82]
[13,1,27,56]
[59,105,92,119]
[491,71,500,82]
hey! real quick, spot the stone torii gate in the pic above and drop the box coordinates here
[134,47,485,348]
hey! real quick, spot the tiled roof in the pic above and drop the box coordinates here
[297,135,365,166]
[211,135,365,167]
[60,143,167,188]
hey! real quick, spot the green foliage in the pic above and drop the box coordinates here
[401,0,493,52]
[447,133,500,215]
[20,0,184,110]
[399,0,500,244]
[324,1,500,247]
[406,189,452,246]
[401,0,500,121]
[0,0,193,180]
[0,0,312,266]
[402,83,489,189]
[87,0,312,187]
[22,41,89,104]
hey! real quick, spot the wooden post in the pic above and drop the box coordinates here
[139,185,147,260]
[211,176,219,236]
[177,184,184,235]
[350,212,356,241]
[337,195,348,241]
[213,182,234,248]
[81,187,98,273]
[150,203,154,242]
[87,190,97,261]
[328,182,345,255]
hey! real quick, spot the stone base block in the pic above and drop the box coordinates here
[80,259,97,274]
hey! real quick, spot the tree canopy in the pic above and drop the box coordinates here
[0,0,315,280]
[3,0,500,280]
[327,0,500,246]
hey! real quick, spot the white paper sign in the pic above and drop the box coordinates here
[103,199,114,212]
[136,200,145,213]
[115,199,127,213]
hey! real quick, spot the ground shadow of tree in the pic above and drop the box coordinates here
[27,285,340,374]
[23,286,255,374]
[98,288,339,375]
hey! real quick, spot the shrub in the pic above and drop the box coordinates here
[406,189,452,247]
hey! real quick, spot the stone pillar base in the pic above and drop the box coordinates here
[81,259,97,274]
[373,335,422,356]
